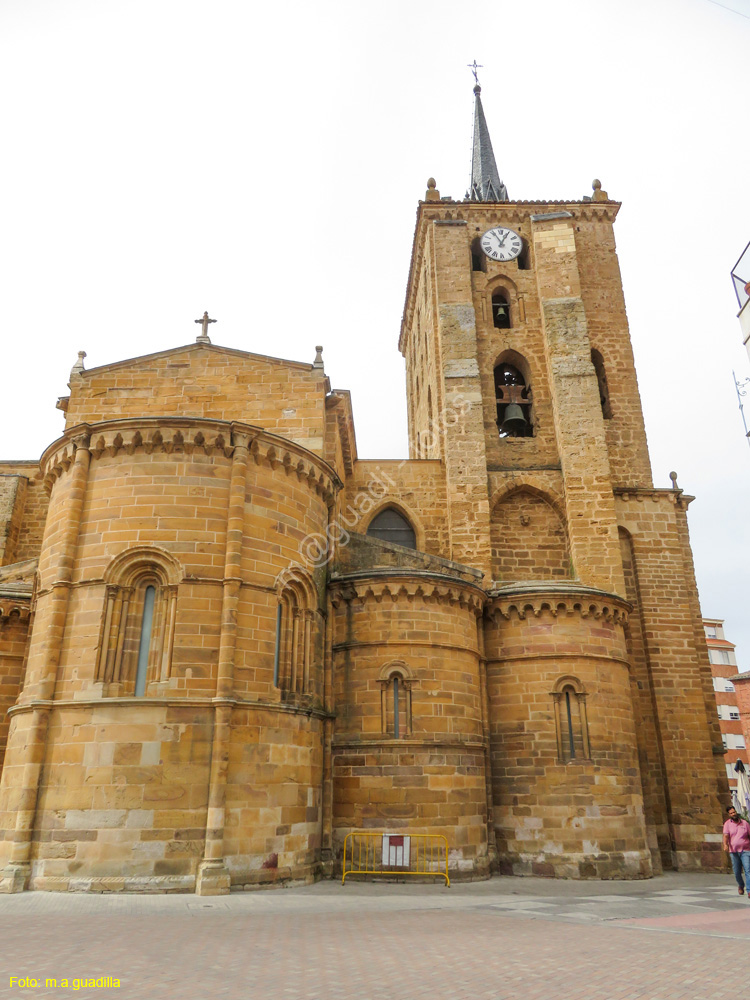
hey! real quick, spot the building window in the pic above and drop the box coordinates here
[379,662,414,737]
[705,625,718,639]
[134,585,156,697]
[590,349,612,420]
[710,649,732,665]
[275,574,317,699]
[552,676,590,762]
[725,681,736,693]
[722,736,729,750]
[494,362,533,438]
[730,711,741,721]
[470,237,487,273]
[97,547,182,696]
[492,291,511,329]
[367,508,417,549]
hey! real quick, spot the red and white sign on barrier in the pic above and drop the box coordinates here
[382,834,410,868]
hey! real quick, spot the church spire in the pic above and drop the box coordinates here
[468,75,508,203]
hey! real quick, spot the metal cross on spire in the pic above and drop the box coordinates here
[194,311,216,344]
[467,60,483,87]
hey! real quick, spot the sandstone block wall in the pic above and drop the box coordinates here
[342,459,449,557]
[0,190,727,892]
[330,573,490,875]
[0,415,337,890]
[224,706,323,887]
[64,345,329,457]
[0,614,29,771]
[616,490,727,870]
[0,463,48,565]
[26,703,213,892]
[485,589,650,879]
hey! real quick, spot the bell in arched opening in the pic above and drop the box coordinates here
[491,291,511,329]
[494,363,532,438]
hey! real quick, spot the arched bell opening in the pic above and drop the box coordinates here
[491,290,511,329]
[494,362,533,438]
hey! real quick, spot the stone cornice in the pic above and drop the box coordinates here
[486,583,630,625]
[8,694,334,720]
[329,571,485,615]
[614,486,694,511]
[0,593,31,623]
[332,736,487,751]
[40,418,341,505]
[72,341,316,377]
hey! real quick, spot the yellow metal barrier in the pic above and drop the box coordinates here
[341,832,450,886]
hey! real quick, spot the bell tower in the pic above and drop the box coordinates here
[399,77,726,876]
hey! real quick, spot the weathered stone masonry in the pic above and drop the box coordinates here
[0,96,727,891]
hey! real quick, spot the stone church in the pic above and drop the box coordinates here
[0,83,727,893]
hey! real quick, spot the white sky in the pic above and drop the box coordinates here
[2,0,750,662]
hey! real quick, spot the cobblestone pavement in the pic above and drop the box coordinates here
[1,872,749,1000]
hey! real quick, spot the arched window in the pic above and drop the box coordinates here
[97,547,182,696]
[494,362,533,438]
[591,349,612,419]
[492,291,511,329]
[552,677,590,762]
[471,237,487,273]
[367,508,417,550]
[135,585,156,697]
[274,573,316,700]
[379,662,414,737]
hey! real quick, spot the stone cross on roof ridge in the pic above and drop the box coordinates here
[195,311,216,344]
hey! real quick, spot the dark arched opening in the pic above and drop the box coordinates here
[591,349,612,419]
[494,363,533,438]
[367,508,417,549]
[471,237,487,273]
[492,291,511,329]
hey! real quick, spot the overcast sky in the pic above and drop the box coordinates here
[2,0,749,663]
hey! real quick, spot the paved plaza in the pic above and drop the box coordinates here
[1,872,749,999]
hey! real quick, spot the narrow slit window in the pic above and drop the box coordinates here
[553,679,590,762]
[380,666,414,738]
[273,603,282,686]
[135,585,156,697]
[564,689,575,760]
[393,676,400,738]
[591,349,612,419]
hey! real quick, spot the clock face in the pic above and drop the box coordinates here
[481,227,523,262]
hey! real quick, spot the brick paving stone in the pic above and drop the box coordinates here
[0,875,748,1000]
